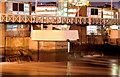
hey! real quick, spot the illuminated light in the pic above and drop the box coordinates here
[106,28,109,31]
[103,9,104,11]
[9,8,12,11]
[36,12,57,15]
[116,12,118,14]
[36,7,57,11]
[110,25,118,30]
[112,64,116,66]
[68,14,76,17]
[68,9,77,12]
[103,15,114,18]
[64,3,67,7]
[103,11,114,15]
[64,13,68,16]
[111,63,118,76]
[24,4,29,7]
[64,8,68,12]
[13,29,17,31]
[74,0,77,2]
[64,25,67,27]
[87,25,101,35]
[68,0,73,2]
[31,12,36,15]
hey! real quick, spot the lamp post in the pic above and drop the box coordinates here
[111,0,112,25]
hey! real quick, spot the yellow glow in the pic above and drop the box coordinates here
[74,0,77,2]
[68,0,73,2]
[75,1,89,6]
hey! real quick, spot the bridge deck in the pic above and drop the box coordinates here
[0,14,120,25]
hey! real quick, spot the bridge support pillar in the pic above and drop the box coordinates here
[0,2,6,61]
[0,24,5,59]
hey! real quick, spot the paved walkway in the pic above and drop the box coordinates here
[1,57,119,76]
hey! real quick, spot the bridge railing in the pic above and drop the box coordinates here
[0,13,120,25]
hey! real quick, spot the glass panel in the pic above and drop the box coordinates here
[32,6,35,11]
[13,25,17,28]
[13,3,18,11]
[21,25,23,28]
[25,12,29,15]
[19,12,24,14]
[91,9,94,15]
[7,25,12,28]
[6,29,12,31]
[24,4,29,8]
[19,3,24,11]
[95,9,98,15]
[24,8,29,12]
[13,11,18,14]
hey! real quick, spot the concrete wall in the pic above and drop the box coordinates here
[5,37,68,61]
[6,37,68,52]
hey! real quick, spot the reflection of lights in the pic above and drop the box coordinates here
[111,63,118,76]
[118,65,120,77]
[67,62,71,75]
[109,60,117,62]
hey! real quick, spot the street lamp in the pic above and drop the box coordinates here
[111,0,112,25]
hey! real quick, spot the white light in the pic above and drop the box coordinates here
[68,9,77,12]
[36,7,57,11]
[68,0,73,2]
[110,25,118,30]
[103,11,114,15]
[36,12,57,15]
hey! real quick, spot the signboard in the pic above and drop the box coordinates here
[31,30,79,41]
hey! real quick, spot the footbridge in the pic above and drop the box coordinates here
[0,14,120,25]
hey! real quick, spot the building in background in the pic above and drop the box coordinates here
[5,1,31,37]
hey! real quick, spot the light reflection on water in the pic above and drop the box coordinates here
[67,61,71,75]
[119,65,120,77]
[111,64,118,76]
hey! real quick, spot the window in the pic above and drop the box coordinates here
[19,4,24,11]
[13,3,18,11]
[13,3,24,11]
[87,25,101,35]
[32,6,35,11]
[91,9,98,15]
[6,24,30,37]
